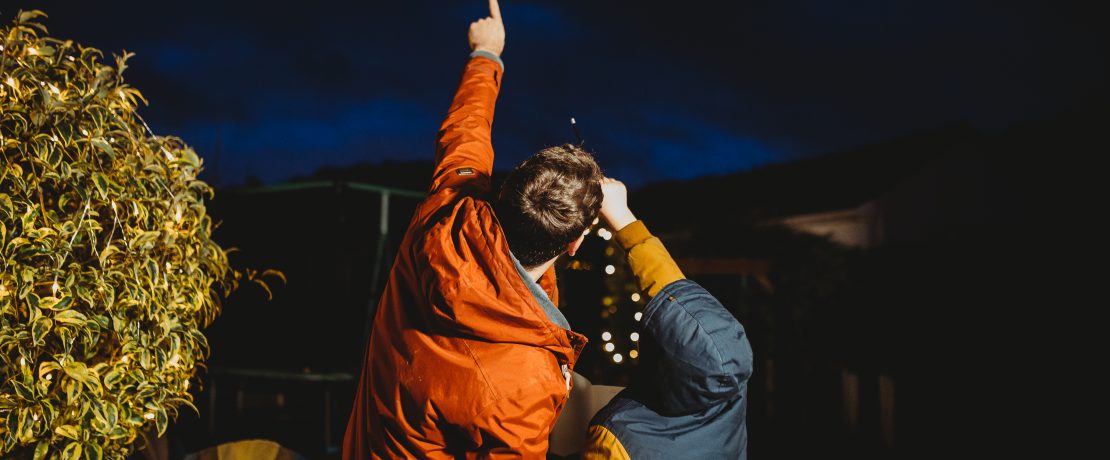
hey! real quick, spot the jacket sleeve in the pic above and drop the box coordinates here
[470,388,560,459]
[614,220,685,298]
[431,55,503,195]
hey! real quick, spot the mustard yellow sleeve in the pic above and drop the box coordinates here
[614,220,685,298]
[582,425,632,460]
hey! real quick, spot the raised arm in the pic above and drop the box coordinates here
[599,178,685,297]
[431,0,506,194]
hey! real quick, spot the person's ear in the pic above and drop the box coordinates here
[567,234,586,257]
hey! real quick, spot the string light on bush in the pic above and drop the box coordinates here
[630,332,640,342]
[630,350,639,359]
[634,312,643,321]
[612,354,623,363]
[631,292,641,302]
[601,331,612,341]
[605,265,616,275]
[604,342,615,352]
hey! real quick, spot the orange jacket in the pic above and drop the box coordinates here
[342,55,587,459]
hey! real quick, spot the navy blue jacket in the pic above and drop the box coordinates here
[585,279,753,459]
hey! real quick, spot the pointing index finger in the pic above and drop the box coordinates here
[489,0,502,20]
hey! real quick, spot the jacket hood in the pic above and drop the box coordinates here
[635,279,753,415]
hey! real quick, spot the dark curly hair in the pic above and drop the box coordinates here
[496,144,604,268]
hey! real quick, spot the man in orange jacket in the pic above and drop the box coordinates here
[342,1,604,458]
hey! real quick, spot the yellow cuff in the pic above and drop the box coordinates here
[614,220,652,251]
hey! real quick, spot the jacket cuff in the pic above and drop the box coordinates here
[469,50,504,72]
[615,220,651,251]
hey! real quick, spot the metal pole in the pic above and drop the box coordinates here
[363,191,391,346]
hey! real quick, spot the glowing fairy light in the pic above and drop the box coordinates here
[630,332,640,342]
[592,217,600,225]
[604,342,615,352]
[601,331,612,341]
[5,77,14,87]
[121,355,129,363]
[49,84,60,94]
[613,354,623,363]
[166,262,172,271]
[119,90,127,101]
[32,413,38,421]
[630,350,639,359]
[634,312,643,321]
[52,134,59,142]
[132,202,139,216]
[162,146,176,161]
[605,265,615,275]
[51,281,59,294]
[144,413,155,420]
[27,47,38,55]
[19,357,25,367]
[81,128,89,136]
[631,293,641,302]
[174,206,182,222]
[111,200,117,212]
[583,228,590,235]
[45,374,52,381]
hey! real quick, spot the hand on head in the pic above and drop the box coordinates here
[469,0,505,56]
[600,177,637,232]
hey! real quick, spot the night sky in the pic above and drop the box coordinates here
[6,0,1105,188]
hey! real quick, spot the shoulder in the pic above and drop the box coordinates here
[412,192,496,235]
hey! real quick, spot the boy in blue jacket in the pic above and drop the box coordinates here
[583,178,754,459]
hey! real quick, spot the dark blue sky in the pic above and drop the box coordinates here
[7,0,1105,187]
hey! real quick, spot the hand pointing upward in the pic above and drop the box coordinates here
[469,0,505,57]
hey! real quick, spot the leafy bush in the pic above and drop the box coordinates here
[1,11,263,459]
